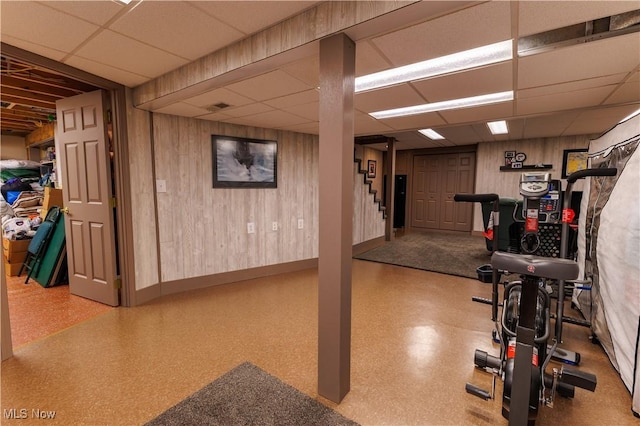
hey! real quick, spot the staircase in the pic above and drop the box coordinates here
[354,157,386,219]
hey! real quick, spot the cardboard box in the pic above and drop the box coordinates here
[40,187,64,219]
[2,237,30,263]
[3,256,24,276]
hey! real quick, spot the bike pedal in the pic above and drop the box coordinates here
[465,383,491,400]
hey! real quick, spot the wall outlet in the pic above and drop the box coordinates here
[156,179,167,193]
[297,218,304,229]
[247,222,255,234]
[272,222,278,231]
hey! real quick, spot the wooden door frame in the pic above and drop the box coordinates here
[1,45,136,310]
[404,145,478,233]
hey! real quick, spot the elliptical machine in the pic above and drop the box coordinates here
[459,167,617,425]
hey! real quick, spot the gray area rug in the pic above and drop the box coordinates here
[145,362,359,426]
[354,231,491,279]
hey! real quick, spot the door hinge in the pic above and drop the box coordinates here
[114,278,122,289]
[110,197,117,208]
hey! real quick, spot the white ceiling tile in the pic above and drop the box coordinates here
[439,102,514,124]
[280,56,319,87]
[354,112,395,135]
[0,35,68,62]
[222,103,274,118]
[355,40,392,76]
[372,112,447,131]
[436,126,485,145]
[225,110,310,129]
[412,62,513,103]
[565,105,640,135]
[517,86,616,116]
[183,88,255,109]
[74,30,189,79]
[64,55,149,87]
[154,102,210,117]
[247,110,310,128]
[519,74,627,98]
[109,2,244,61]
[1,1,99,53]
[226,70,312,101]
[355,85,426,113]
[264,90,318,109]
[522,112,579,139]
[518,1,640,37]
[604,77,640,105]
[371,1,512,67]
[45,1,124,26]
[280,102,319,121]
[195,111,234,122]
[190,1,317,36]
[518,33,640,89]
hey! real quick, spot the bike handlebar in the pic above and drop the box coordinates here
[566,167,617,183]
[453,193,499,203]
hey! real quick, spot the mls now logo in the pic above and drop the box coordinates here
[3,408,56,420]
[3,409,27,419]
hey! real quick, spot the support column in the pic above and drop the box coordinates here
[318,33,355,403]
[384,139,396,241]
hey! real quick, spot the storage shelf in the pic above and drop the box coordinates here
[500,164,552,172]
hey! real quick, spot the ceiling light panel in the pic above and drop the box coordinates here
[418,129,445,139]
[370,91,514,119]
[487,120,508,134]
[355,40,513,93]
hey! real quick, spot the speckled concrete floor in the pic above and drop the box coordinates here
[1,260,634,425]
[5,274,114,348]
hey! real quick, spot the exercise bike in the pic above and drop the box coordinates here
[458,167,617,425]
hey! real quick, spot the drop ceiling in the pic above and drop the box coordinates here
[1,1,639,149]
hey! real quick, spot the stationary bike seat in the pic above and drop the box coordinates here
[491,251,579,281]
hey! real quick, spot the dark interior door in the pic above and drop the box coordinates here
[394,175,407,228]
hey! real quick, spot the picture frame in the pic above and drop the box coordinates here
[367,160,376,178]
[504,150,515,166]
[212,134,277,188]
[561,148,588,179]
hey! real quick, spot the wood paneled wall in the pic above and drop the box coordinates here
[125,89,158,290]
[473,135,594,232]
[151,114,319,282]
[135,114,383,286]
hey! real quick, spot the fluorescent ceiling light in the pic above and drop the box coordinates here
[487,120,508,134]
[370,91,514,119]
[355,40,512,93]
[418,129,445,140]
[619,108,640,123]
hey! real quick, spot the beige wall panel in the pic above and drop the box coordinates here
[125,90,159,290]
[474,135,593,232]
[152,114,325,282]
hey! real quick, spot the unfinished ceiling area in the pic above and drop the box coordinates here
[1,1,639,149]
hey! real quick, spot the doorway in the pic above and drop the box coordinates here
[410,152,475,232]
[1,45,132,352]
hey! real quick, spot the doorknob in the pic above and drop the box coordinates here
[61,206,70,214]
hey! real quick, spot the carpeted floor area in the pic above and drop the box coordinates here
[354,231,491,279]
[145,362,359,426]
